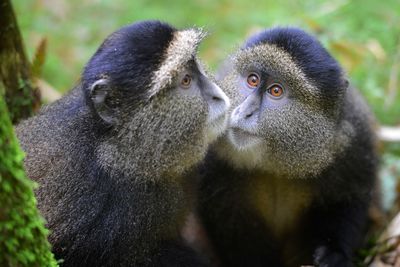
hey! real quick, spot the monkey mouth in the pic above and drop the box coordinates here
[228,127,261,150]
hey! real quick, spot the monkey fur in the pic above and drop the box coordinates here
[197,27,378,267]
[16,20,229,266]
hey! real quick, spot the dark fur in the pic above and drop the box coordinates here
[82,21,174,105]
[197,28,378,267]
[16,21,208,267]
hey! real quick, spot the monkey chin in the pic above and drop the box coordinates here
[227,127,262,151]
[206,113,229,144]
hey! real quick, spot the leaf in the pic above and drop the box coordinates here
[329,40,366,73]
[31,37,47,78]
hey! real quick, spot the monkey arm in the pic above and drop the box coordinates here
[309,198,369,267]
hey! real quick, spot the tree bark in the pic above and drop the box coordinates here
[0,2,56,265]
[0,0,41,124]
[0,92,57,266]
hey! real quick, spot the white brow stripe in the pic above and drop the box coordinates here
[149,28,206,97]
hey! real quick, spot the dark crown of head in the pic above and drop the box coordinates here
[82,21,176,99]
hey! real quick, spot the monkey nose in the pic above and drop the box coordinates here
[230,106,243,124]
[230,98,260,128]
[234,106,253,117]
[238,106,257,119]
[245,111,254,118]
[211,95,223,102]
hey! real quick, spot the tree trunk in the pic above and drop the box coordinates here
[0,92,57,266]
[0,1,56,264]
[0,0,41,124]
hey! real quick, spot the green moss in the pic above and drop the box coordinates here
[0,94,57,267]
[5,77,36,123]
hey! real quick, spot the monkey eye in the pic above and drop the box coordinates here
[180,74,192,89]
[246,73,260,88]
[267,83,284,98]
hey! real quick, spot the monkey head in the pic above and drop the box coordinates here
[81,21,230,180]
[216,27,354,178]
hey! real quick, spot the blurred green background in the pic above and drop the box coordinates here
[14,0,400,125]
[13,0,400,209]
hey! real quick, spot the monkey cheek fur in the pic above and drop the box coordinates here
[96,96,209,181]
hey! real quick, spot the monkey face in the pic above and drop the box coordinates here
[217,41,352,178]
[169,60,230,144]
[86,23,230,180]
[96,60,229,179]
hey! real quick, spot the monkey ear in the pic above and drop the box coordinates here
[90,79,117,125]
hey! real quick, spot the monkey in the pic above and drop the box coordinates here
[196,27,379,267]
[16,20,230,266]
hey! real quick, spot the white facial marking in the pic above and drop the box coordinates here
[150,29,206,97]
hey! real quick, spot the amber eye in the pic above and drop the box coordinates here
[181,74,192,89]
[246,73,260,88]
[268,84,284,98]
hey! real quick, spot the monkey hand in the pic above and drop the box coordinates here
[313,246,353,267]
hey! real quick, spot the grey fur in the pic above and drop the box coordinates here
[197,28,379,267]
[16,23,228,266]
[214,43,374,178]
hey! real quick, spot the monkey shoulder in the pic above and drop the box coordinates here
[16,88,87,175]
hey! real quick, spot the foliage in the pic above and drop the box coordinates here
[0,93,57,266]
[14,0,400,125]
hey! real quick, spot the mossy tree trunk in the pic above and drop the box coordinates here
[0,0,41,124]
[0,0,57,266]
[0,93,57,266]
